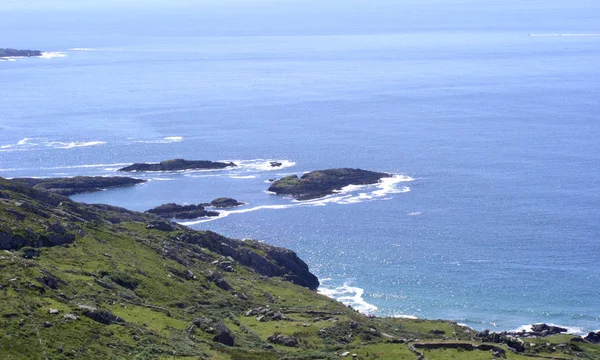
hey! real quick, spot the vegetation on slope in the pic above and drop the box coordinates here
[0,177,598,359]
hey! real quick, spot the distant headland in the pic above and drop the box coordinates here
[0,48,42,58]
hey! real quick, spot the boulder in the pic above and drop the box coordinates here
[270,161,283,167]
[213,323,235,346]
[267,334,298,347]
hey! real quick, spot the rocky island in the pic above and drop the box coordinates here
[268,168,392,200]
[118,158,236,172]
[11,176,145,196]
[0,48,42,58]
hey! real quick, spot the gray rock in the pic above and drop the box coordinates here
[267,334,298,347]
[63,314,78,320]
[82,309,125,325]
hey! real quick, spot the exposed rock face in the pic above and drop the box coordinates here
[268,168,391,200]
[146,203,219,219]
[175,232,319,290]
[12,176,146,196]
[209,197,244,208]
[0,48,42,57]
[267,334,298,347]
[118,159,236,172]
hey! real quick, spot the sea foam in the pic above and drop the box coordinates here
[318,281,378,314]
[40,52,67,59]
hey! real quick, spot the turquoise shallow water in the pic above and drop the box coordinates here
[1,0,600,333]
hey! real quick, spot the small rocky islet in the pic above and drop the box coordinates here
[118,158,237,172]
[268,168,392,200]
[0,48,42,58]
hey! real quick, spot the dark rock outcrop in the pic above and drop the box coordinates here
[209,197,244,208]
[118,159,236,172]
[12,176,145,196]
[268,168,391,200]
[267,334,298,347]
[0,48,42,57]
[146,203,219,220]
[530,323,568,336]
[146,221,174,232]
[270,161,283,167]
[585,331,600,343]
[174,232,319,290]
[82,309,125,325]
[213,323,235,346]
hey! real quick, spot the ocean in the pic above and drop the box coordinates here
[1,0,599,333]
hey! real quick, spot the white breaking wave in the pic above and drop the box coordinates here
[179,174,414,225]
[392,314,419,320]
[512,323,586,335]
[318,281,378,314]
[529,33,600,37]
[0,138,106,151]
[229,175,257,179]
[45,141,106,149]
[40,52,67,59]
[134,136,184,144]
[408,211,422,216]
[225,159,296,172]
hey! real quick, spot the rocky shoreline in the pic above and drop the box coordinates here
[147,198,244,220]
[268,168,392,200]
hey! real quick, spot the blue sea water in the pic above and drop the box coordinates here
[1,0,600,333]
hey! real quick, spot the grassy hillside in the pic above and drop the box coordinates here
[0,177,598,359]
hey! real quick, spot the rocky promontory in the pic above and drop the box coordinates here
[147,198,243,219]
[268,168,391,200]
[0,48,42,58]
[146,203,219,220]
[11,176,146,196]
[118,159,236,172]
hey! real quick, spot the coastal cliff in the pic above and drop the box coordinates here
[1,176,598,359]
